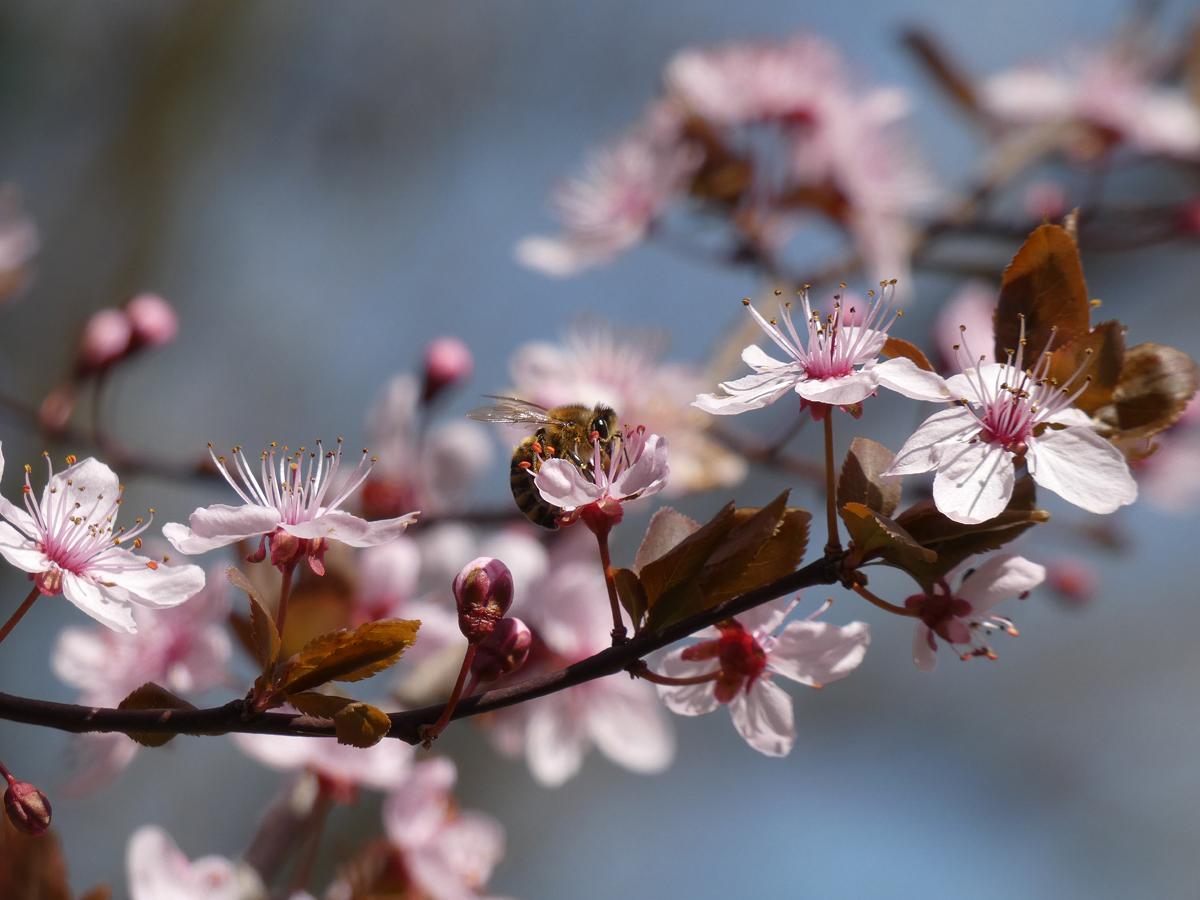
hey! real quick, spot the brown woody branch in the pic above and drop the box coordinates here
[0,556,841,745]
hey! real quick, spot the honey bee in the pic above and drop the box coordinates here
[467,396,619,530]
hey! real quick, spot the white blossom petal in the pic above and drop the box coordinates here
[913,623,938,673]
[533,458,604,509]
[104,557,206,609]
[793,370,879,405]
[693,369,797,415]
[62,572,137,633]
[525,695,589,787]
[655,649,721,716]
[957,553,1046,614]
[283,510,418,547]
[0,522,49,573]
[933,439,1015,524]
[164,504,281,554]
[883,407,978,480]
[729,679,795,757]
[1026,426,1138,514]
[741,343,789,372]
[610,434,670,499]
[767,620,870,686]
[874,356,954,402]
[586,675,675,774]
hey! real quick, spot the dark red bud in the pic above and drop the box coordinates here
[470,617,532,682]
[453,557,514,643]
[269,529,300,567]
[4,781,51,836]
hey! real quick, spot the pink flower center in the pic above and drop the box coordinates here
[904,590,973,645]
[684,620,767,704]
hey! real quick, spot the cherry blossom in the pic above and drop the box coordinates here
[515,101,698,277]
[52,567,231,792]
[234,731,414,797]
[362,374,493,519]
[0,451,206,633]
[381,757,508,900]
[694,284,951,417]
[509,323,746,494]
[533,425,669,529]
[484,531,674,786]
[655,599,869,757]
[981,46,1200,160]
[163,439,418,573]
[904,554,1045,673]
[932,281,996,374]
[883,330,1138,524]
[126,825,262,900]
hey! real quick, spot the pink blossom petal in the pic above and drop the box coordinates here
[729,679,795,757]
[736,598,793,638]
[956,553,1046,614]
[933,439,1015,524]
[741,343,789,372]
[126,826,241,900]
[0,495,39,540]
[912,623,938,673]
[768,620,870,686]
[525,695,589,786]
[883,407,978,479]
[533,458,604,509]
[433,812,506,894]
[62,572,137,633]
[164,504,282,553]
[237,732,413,792]
[610,434,670,499]
[874,357,954,402]
[693,369,798,415]
[105,556,206,609]
[283,510,417,547]
[1026,426,1138,514]
[383,757,456,847]
[793,370,879,406]
[0,523,49,573]
[655,649,721,716]
[586,675,675,775]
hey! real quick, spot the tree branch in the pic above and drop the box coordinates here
[0,556,841,745]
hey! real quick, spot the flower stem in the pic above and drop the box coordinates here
[593,527,627,645]
[0,588,41,647]
[823,410,841,556]
[851,583,915,617]
[274,561,298,636]
[630,661,720,687]
[420,643,477,747]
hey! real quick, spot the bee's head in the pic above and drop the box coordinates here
[590,406,617,441]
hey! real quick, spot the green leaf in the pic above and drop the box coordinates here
[227,566,280,675]
[995,224,1090,362]
[277,619,420,696]
[117,683,196,748]
[837,438,901,517]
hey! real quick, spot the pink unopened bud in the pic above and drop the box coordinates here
[77,308,133,372]
[453,557,513,643]
[470,617,532,683]
[125,292,179,348]
[4,780,51,836]
[1046,558,1095,607]
[422,336,474,404]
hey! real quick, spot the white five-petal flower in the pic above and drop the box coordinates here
[655,598,870,757]
[694,284,950,417]
[883,333,1137,524]
[905,554,1046,673]
[164,440,417,569]
[0,449,205,633]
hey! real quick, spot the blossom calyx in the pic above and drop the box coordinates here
[470,616,532,682]
[453,557,514,643]
[4,779,51,836]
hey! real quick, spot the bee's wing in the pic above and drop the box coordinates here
[466,396,561,425]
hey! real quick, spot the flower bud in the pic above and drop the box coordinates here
[4,780,51,836]
[77,308,133,373]
[470,617,532,683]
[453,557,513,643]
[421,336,474,404]
[125,292,179,349]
